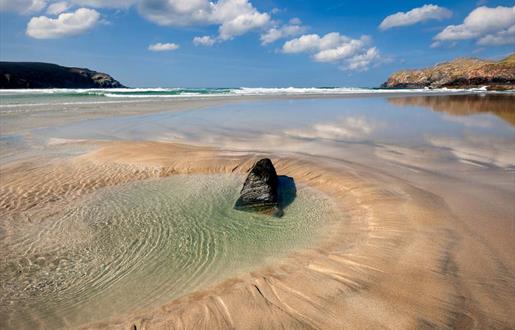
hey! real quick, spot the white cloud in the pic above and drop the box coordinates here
[139,0,270,41]
[313,36,370,62]
[0,0,47,14]
[434,6,515,46]
[217,10,269,40]
[193,35,216,46]
[71,0,136,8]
[282,32,381,71]
[26,7,100,39]
[46,1,70,15]
[343,47,381,71]
[1,0,136,14]
[380,4,452,30]
[282,33,323,53]
[138,0,210,26]
[148,42,180,51]
[477,25,515,46]
[260,18,306,45]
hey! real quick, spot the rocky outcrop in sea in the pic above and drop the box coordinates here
[382,54,515,90]
[0,62,126,89]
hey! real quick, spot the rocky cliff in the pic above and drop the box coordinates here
[382,54,515,90]
[0,62,125,89]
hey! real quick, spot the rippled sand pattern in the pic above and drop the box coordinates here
[0,169,336,329]
[1,141,514,329]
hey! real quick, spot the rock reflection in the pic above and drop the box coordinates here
[388,94,515,126]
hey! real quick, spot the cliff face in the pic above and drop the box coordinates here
[382,54,515,90]
[0,62,126,89]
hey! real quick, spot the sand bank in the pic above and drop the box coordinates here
[1,140,513,329]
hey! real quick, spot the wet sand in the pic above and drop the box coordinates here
[1,94,514,329]
[1,140,513,329]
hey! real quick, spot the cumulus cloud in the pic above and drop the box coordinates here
[193,35,216,46]
[282,32,381,71]
[477,25,515,46]
[380,4,452,30]
[139,0,270,42]
[138,0,211,26]
[26,7,100,39]
[148,42,180,51]
[282,33,323,53]
[260,18,306,45]
[343,47,381,71]
[1,0,136,13]
[312,35,371,62]
[46,1,70,15]
[71,0,136,8]
[0,0,46,14]
[434,6,515,46]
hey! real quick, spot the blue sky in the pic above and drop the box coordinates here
[1,0,514,87]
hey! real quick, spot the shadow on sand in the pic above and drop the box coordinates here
[277,175,297,210]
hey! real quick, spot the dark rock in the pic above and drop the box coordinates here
[381,53,515,91]
[0,62,126,89]
[234,158,280,216]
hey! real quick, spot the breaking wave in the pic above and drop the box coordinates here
[0,86,499,97]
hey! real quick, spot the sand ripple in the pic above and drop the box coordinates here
[1,141,514,329]
[1,168,336,329]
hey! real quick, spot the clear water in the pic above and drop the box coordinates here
[0,174,337,329]
[1,91,514,329]
[29,94,515,170]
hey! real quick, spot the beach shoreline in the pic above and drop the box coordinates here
[1,93,514,329]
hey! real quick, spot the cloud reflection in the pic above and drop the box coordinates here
[428,135,515,168]
[284,116,375,141]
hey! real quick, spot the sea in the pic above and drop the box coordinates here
[0,86,505,107]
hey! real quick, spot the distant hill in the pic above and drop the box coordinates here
[0,62,126,89]
[382,54,515,90]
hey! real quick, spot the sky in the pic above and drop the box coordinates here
[0,0,514,87]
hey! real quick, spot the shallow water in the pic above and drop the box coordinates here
[0,174,336,329]
[29,94,515,170]
[1,92,514,328]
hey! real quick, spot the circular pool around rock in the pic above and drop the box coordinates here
[0,174,338,329]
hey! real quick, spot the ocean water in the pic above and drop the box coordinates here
[0,86,501,106]
[0,174,337,329]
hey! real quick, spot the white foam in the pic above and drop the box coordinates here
[0,87,510,107]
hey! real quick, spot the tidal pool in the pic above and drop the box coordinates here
[0,174,337,329]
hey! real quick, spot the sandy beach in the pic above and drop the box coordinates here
[1,92,514,329]
[2,0,515,327]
